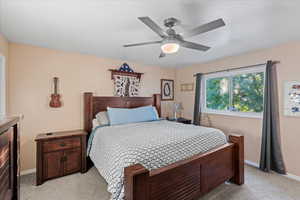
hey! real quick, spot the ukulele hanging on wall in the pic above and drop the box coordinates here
[49,77,62,108]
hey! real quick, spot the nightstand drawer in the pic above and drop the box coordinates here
[43,137,81,153]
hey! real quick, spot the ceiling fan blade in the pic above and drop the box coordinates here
[138,17,167,38]
[159,52,166,58]
[183,18,225,38]
[181,41,210,51]
[123,41,161,47]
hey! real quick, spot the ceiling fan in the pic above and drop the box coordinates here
[123,17,225,58]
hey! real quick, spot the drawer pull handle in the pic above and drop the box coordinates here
[59,143,66,147]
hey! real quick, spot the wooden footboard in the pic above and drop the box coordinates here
[124,134,244,200]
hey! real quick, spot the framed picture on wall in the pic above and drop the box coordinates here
[284,81,300,117]
[161,79,174,101]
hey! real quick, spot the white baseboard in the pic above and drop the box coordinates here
[21,168,36,176]
[245,160,259,168]
[245,160,300,183]
[285,173,300,182]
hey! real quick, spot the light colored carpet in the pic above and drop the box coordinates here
[21,165,300,200]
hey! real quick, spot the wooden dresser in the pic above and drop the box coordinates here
[35,130,87,185]
[0,117,20,200]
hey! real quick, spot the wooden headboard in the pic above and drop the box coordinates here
[83,93,161,134]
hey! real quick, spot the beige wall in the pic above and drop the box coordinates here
[0,34,9,113]
[0,34,8,57]
[6,40,300,177]
[176,41,300,177]
[8,43,176,171]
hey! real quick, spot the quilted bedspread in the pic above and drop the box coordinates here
[89,120,227,200]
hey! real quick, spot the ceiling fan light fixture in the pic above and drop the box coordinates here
[161,39,180,54]
[123,16,224,57]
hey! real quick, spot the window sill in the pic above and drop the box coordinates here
[202,110,263,119]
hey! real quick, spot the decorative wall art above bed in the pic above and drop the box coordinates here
[161,79,174,101]
[284,81,300,116]
[109,63,143,97]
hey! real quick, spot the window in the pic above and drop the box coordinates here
[0,56,5,117]
[202,66,265,118]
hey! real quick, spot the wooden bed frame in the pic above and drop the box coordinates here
[84,92,244,200]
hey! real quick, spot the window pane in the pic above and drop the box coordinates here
[232,72,264,112]
[206,77,229,110]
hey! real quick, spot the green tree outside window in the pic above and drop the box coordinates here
[205,72,264,113]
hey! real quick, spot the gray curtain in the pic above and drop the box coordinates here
[259,60,286,174]
[193,73,203,125]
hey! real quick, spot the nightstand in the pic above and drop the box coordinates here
[167,117,192,124]
[35,130,87,185]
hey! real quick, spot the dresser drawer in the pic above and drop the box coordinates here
[0,144,9,175]
[0,118,20,200]
[0,133,10,176]
[0,129,13,200]
[0,162,10,200]
[43,137,81,153]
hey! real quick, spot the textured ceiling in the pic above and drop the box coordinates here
[1,0,300,68]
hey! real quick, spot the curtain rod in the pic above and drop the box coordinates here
[193,61,280,77]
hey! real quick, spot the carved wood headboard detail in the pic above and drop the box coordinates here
[84,92,161,134]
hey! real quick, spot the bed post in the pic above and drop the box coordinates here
[229,134,244,185]
[153,94,161,117]
[124,164,150,200]
[84,92,93,134]
[84,92,94,170]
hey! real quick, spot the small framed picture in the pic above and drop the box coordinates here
[180,83,194,92]
[161,79,174,101]
[284,81,300,117]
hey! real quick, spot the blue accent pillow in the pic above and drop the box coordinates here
[107,106,159,125]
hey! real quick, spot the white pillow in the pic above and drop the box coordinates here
[92,119,100,129]
[95,111,109,125]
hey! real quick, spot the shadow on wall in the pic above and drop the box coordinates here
[20,135,37,171]
[0,55,6,116]
[161,101,175,118]
[205,113,262,164]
